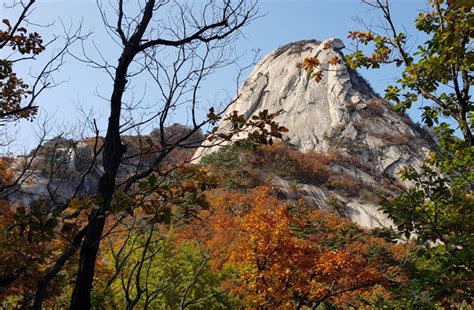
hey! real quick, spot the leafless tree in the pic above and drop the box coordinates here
[1,1,290,308]
[63,1,259,308]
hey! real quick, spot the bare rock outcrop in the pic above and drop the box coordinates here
[195,39,434,181]
[194,39,436,229]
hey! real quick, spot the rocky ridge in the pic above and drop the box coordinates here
[194,38,436,229]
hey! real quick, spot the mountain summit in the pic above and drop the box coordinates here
[195,38,435,180]
[194,39,436,228]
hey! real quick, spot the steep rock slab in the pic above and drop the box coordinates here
[194,39,436,229]
[194,39,434,181]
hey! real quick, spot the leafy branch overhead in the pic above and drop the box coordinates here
[302,0,472,146]
[302,45,341,83]
[0,18,45,122]
[345,0,473,145]
[342,0,474,303]
[207,108,288,146]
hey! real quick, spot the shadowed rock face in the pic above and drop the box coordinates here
[194,38,434,180]
[194,39,436,229]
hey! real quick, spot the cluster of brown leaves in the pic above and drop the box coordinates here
[0,19,45,55]
[178,186,407,308]
[208,109,288,146]
[0,19,45,121]
[347,31,375,45]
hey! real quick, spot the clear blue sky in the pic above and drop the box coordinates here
[2,0,430,154]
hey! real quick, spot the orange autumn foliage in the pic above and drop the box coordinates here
[177,188,261,268]
[179,186,407,308]
[0,157,14,188]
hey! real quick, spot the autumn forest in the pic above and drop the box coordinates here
[0,0,473,309]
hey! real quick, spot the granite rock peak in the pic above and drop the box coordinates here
[193,39,436,229]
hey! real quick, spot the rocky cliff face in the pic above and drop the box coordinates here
[194,39,436,229]
[6,125,203,206]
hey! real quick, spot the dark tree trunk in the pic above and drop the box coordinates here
[69,64,130,308]
[70,69,129,308]
[460,120,473,146]
[69,2,155,308]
